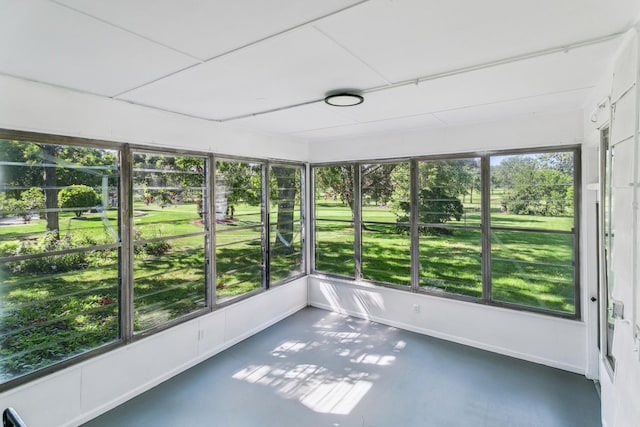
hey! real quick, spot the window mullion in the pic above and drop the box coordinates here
[207,154,216,308]
[410,159,420,291]
[481,155,492,303]
[120,144,134,343]
[354,163,362,280]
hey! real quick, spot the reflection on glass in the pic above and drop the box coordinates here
[270,165,303,284]
[491,230,574,313]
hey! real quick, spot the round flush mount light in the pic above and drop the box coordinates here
[324,92,364,107]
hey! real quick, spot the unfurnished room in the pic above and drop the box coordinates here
[1,1,640,426]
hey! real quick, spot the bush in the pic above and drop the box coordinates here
[0,187,44,223]
[5,231,90,274]
[59,185,99,217]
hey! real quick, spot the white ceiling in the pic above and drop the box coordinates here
[1,0,639,142]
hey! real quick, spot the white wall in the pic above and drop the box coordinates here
[585,28,640,427]
[309,277,587,373]
[0,74,308,161]
[309,109,583,162]
[0,278,308,427]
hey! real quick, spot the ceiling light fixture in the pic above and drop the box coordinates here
[324,92,364,107]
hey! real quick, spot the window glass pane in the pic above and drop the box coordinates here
[361,162,410,286]
[315,220,354,277]
[0,141,119,246]
[491,230,574,313]
[490,153,574,231]
[1,140,120,384]
[269,165,303,284]
[133,236,206,331]
[362,224,411,286]
[1,250,119,383]
[215,160,264,302]
[314,165,354,277]
[420,228,482,297]
[132,152,207,331]
[417,159,481,227]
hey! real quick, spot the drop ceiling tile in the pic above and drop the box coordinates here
[55,0,365,60]
[432,88,591,126]
[0,0,197,97]
[231,102,358,134]
[341,39,617,124]
[119,27,389,120]
[316,0,638,82]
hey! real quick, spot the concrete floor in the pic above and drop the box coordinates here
[82,307,601,427]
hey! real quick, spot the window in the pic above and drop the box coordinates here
[131,151,208,332]
[489,151,578,314]
[312,148,580,317]
[313,165,355,278]
[361,161,411,286]
[0,139,120,383]
[418,158,482,298]
[215,159,265,302]
[0,131,306,389]
[269,164,305,284]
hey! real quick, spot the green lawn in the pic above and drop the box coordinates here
[316,199,575,313]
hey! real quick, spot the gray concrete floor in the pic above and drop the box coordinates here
[82,307,601,427]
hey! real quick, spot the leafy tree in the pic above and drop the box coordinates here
[493,154,574,216]
[58,185,99,217]
[216,161,261,219]
[395,160,471,234]
[315,165,355,216]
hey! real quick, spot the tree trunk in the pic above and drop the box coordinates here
[42,144,59,236]
[272,167,296,254]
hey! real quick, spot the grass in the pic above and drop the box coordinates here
[316,198,576,313]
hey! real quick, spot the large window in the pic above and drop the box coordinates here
[0,131,306,390]
[0,139,120,384]
[312,148,579,317]
[132,151,208,332]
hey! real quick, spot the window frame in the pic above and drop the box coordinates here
[0,129,307,391]
[311,145,581,320]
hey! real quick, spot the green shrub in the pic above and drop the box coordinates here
[58,185,99,217]
[0,187,44,223]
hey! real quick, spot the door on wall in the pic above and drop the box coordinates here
[599,126,616,373]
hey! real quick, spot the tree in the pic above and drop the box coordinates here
[215,161,261,219]
[395,160,472,234]
[58,185,99,217]
[315,165,355,217]
[493,154,574,217]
